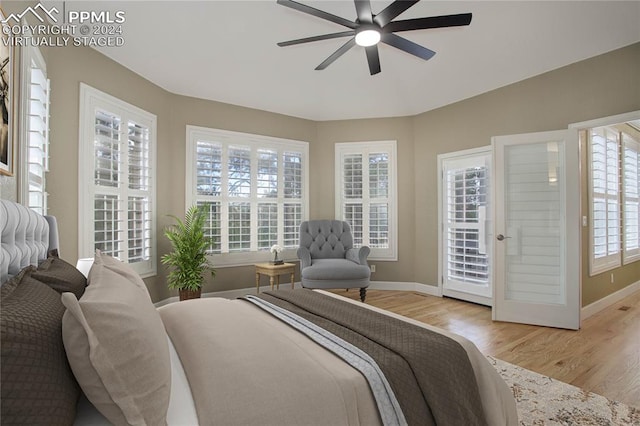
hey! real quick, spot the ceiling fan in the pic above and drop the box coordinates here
[276,0,472,75]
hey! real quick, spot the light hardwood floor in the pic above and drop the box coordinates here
[330,288,640,408]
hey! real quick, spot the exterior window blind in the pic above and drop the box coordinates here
[20,44,50,215]
[187,126,308,266]
[622,133,640,263]
[589,127,621,274]
[79,84,157,277]
[336,141,397,260]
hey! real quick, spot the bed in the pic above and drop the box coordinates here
[0,199,518,426]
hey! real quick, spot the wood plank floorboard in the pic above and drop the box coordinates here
[329,288,640,408]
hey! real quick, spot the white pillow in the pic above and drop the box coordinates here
[62,255,171,425]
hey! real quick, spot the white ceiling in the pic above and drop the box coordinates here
[68,1,640,121]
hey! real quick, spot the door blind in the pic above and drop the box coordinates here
[445,166,489,285]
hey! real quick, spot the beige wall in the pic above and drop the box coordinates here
[412,42,640,305]
[15,19,639,306]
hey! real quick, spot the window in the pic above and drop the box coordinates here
[588,122,640,274]
[186,126,308,266]
[18,34,49,215]
[78,84,157,277]
[335,141,397,260]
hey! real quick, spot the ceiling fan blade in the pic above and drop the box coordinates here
[373,0,419,27]
[384,13,472,33]
[315,38,357,70]
[278,31,355,47]
[381,33,435,61]
[277,0,357,29]
[365,46,381,75]
[354,0,373,24]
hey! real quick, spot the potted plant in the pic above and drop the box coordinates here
[162,205,215,301]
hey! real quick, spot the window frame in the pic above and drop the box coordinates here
[335,140,398,261]
[78,83,157,277]
[185,125,309,267]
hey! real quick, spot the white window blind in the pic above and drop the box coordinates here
[79,84,157,277]
[19,42,49,215]
[335,141,397,260]
[589,126,621,274]
[445,163,489,285]
[186,126,309,266]
[622,133,640,263]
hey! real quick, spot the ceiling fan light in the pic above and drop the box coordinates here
[355,29,381,47]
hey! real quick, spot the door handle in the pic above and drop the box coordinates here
[496,234,511,241]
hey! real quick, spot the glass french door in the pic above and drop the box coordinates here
[440,148,492,306]
[492,130,580,330]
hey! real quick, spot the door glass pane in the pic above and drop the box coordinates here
[504,141,565,304]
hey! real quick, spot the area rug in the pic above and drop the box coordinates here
[488,356,639,425]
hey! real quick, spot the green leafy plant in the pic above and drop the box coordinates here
[161,205,215,291]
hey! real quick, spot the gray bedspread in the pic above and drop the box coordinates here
[245,290,487,426]
[158,291,518,426]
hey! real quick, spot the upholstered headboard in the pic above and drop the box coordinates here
[0,200,59,283]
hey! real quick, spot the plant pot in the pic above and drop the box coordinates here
[179,288,202,301]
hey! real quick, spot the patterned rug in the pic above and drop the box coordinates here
[488,357,639,425]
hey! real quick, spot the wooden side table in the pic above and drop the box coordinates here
[255,262,295,293]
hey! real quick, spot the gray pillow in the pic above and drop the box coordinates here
[32,256,87,299]
[61,256,171,425]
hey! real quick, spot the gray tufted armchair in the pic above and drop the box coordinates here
[297,220,370,302]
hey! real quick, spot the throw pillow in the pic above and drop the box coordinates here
[32,256,87,299]
[61,259,171,425]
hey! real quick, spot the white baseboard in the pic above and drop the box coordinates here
[581,280,640,320]
[154,281,441,308]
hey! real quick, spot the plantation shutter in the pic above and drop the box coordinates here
[443,158,490,285]
[25,50,50,215]
[92,113,154,264]
[188,128,308,260]
[342,153,364,246]
[622,133,640,263]
[589,126,621,274]
[283,151,303,248]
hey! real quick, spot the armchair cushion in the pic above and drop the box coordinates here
[302,259,370,282]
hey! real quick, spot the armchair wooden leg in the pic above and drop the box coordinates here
[359,288,367,302]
